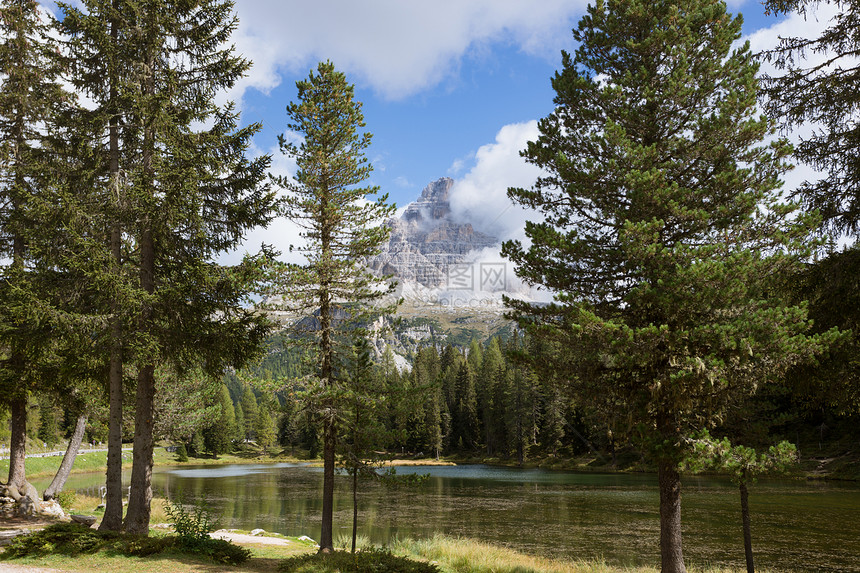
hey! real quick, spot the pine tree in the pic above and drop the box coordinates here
[341,336,388,554]
[241,386,259,441]
[36,401,59,446]
[204,385,236,457]
[0,0,71,495]
[255,407,276,451]
[234,402,246,443]
[762,0,860,415]
[273,60,395,552]
[478,338,505,456]
[502,1,833,570]
[58,0,277,534]
[454,361,479,451]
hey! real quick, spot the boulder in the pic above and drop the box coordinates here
[0,529,26,547]
[70,514,97,527]
[17,495,36,517]
[38,499,65,519]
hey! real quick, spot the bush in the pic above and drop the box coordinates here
[2,524,108,558]
[119,535,174,557]
[1,515,250,566]
[175,443,188,462]
[279,548,440,573]
[163,497,217,543]
[196,537,253,565]
[54,490,77,511]
[162,497,250,565]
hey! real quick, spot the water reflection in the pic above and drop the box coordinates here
[49,463,860,572]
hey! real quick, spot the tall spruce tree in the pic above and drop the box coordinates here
[502,1,833,571]
[58,0,276,534]
[273,61,395,552]
[0,0,71,495]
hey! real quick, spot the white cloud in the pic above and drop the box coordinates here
[447,120,543,244]
[231,0,586,102]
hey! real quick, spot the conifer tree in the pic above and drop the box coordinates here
[241,386,259,441]
[255,407,276,450]
[762,0,860,415]
[0,0,72,495]
[36,401,59,446]
[204,385,236,457]
[479,338,505,455]
[58,0,276,534]
[454,361,479,451]
[273,60,395,552]
[763,0,860,237]
[234,402,246,443]
[502,1,833,570]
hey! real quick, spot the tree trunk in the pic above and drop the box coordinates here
[351,467,358,554]
[124,363,155,534]
[740,480,755,573]
[658,459,687,573]
[99,2,124,533]
[100,315,124,531]
[124,37,156,535]
[7,395,27,491]
[319,409,335,552]
[43,414,87,500]
[124,214,155,535]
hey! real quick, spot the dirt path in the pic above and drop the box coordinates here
[0,565,63,572]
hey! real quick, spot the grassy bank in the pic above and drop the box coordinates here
[0,446,309,482]
[0,533,769,573]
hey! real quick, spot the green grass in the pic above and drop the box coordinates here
[0,445,312,483]
[0,449,126,479]
[0,532,775,573]
[391,536,772,573]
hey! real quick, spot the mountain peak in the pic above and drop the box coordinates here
[419,177,453,202]
[368,178,498,288]
[403,177,454,223]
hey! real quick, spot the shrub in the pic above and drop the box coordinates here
[279,548,440,573]
[118,535,174,557]
[54,490,77,511]
[163,497,217,543]
[162,497,250,565]
[175,443,189,462]
[2,524,105,558]
[1,512,250,566]
[197,537,253,565]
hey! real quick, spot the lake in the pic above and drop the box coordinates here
[54,462,860,571]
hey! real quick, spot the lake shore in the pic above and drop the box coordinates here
[4,440,856,487]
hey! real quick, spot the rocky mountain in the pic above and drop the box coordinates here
[268,177,542,368]
[367,177,499,288]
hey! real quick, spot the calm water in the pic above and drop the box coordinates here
[51,463,860,572]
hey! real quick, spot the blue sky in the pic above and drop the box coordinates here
[238,1,789,210]
[226,0,835,261]
[47,0,836,260]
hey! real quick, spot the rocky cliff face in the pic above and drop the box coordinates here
[368,178,499,288]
